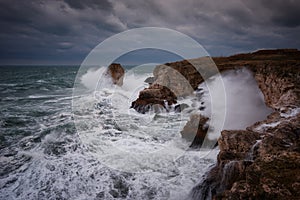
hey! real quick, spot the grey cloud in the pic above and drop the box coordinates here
[0,0,126,64]
[111,0,300,55]
[266,0,300,27]
[0,0,299,64]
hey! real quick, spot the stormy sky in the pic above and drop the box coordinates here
[0,0,299,65]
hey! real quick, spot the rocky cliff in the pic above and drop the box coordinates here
[131,57,218,113]
[190,49,300,199]
[130,49,300,198]
[132,49,300,114]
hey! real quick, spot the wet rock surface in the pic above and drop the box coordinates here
[191,111,300,199]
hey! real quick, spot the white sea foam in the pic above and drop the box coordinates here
[0,66,275,200]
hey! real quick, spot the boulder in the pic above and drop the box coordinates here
[105,63,125,86]
[130,84,177,114]
[180,114,209,148]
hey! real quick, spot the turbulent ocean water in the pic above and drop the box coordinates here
[0,64,273,199]
[0,65,220,200]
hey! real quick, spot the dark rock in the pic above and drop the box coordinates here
[180,114,209,148]
[218,130,261,160]
[130,84,177,113]
[199,106,205,111]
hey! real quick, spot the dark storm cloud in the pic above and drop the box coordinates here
[261,0,300,27]
[0,0,126,64]
[101,0,300,55]
[0,0,299,64]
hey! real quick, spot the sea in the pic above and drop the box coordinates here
[0,65,220,200]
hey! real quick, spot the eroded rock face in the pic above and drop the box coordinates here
[219,113,300,199]
[105,63,125,86]
[254,65,300,109]
[213,49,300,110]
[191,111,300,199]
[132,49,300,114]
[217,130,260,161]
[190,49,300,199]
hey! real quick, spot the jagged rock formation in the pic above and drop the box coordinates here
[105,63,125,86]
[132,49,300,114]
[192,111,300,200]
[130,84,177,114]
[131,57,217,113]
[213,48,300,109]
[190,49,300,199]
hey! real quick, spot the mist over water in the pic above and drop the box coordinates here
[200,68,272,138]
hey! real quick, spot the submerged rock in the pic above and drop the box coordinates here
[105,63,125,86]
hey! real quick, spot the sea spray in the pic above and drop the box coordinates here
[0,65,274,199]
[199,68,273,140]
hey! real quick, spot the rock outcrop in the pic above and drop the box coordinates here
[132,49,300,114]
[131,57,218,113]
[190,49,300,200]
[192,111,300,200]
[213,49,300,110]
[130,84,177,114]
[105,63,125,86]
[180,114,209,148]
